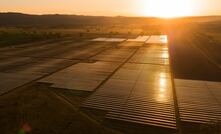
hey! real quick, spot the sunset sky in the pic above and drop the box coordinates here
[0,0,221,17]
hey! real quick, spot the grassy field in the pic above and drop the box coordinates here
[0,29,64,47]
[0,27,143,48]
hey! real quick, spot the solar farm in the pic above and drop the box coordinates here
[0,35,220,134]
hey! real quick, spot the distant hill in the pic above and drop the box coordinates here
[0,12,159,28]
[0,12,220,28]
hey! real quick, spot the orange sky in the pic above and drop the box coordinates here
[0,0,221,17]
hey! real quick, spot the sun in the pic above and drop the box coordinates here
[139,0,193,18]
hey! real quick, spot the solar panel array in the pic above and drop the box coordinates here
[39,62,121,91]
[90,48,136,62]
[0,40,115,60]
[0,56,77,95]
[146,35,168,44]
[91,38,126,42]
[0,72,40,95]
[82,35,177,129]
[0,40,115,95]
[2,34,221,131]
[0,35,178,129]
[91,36,150,43]
[83,63,176,129]
[175,79,221,124]
[127,36,150,42]
[129,45,169,65]
[118,42,144,47]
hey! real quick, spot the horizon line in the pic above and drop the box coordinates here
[1,12,221,19]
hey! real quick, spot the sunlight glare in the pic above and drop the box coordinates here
[139,0,193,18]
[160,35,168,43]
[162,52,169,59]
[156,72,168,102]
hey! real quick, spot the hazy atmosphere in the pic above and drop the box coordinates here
[1,0,221,17]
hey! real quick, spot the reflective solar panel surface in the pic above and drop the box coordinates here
[175,79,221,124]
[91,38,126,42]
[146,35,168,44]
[127,36,150,42]
[82,36,177,129]
[39,62,121,91]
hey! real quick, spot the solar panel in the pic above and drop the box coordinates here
[91,38,108,41]
[90,48,136,62]
[39,61,121,91]
[129,45,169,65]
[175,79,221,124]
[3,58,77,75]
[91,38,126,42]
[127,36,150,42]
[0,72,40,95]
[82,63,176,129]
[146,35,168,44]
[118,42,144,47]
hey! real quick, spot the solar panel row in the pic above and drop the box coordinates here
[90,47,137,62]
[91,35,168,44]
[82,35,177,129]
[0,40,115,95]
[91,38,126,42]
[127,36,150,42]
[129,45,169,65]
[0,56,77,95]
[175,79,221,124]
[83,63,176,129]
[39,62,121,91]
[8,35,176,130]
